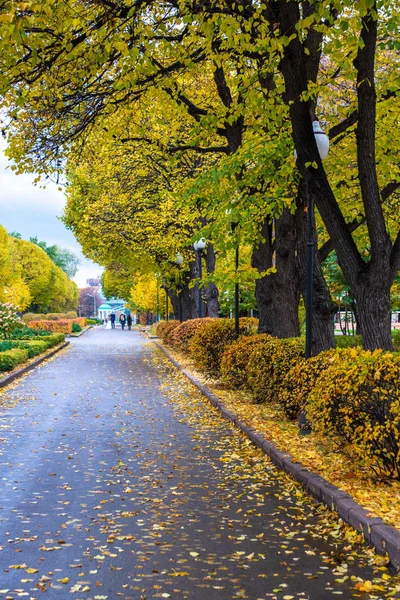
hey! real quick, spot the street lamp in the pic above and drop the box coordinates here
[230,221,240,338]
[297,119,329,434]
[175,253,184,322]
[193,238,206,318]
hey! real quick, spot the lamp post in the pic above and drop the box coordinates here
[193,239,206,318]
[175,253,184,322]
[230,222,240,338]
[298,119,329,434]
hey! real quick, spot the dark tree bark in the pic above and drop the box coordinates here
[277,0,398,351]
[204,243,219,318]
[252,211,300,338]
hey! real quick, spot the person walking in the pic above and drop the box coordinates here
[127,314,132,330]
[119,313,126,330]
[110,313,116,329]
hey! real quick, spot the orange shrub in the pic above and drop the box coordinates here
[29,320,73,334]
[170,318,214,353]
[73,317,87,328]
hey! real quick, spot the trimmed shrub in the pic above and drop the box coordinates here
[170,318,214,353]
[189,318,258,377]
[335,335,362,349]
[29,320,73,334]
[279,350,338,420]
[22,313,45,323]
[157,321,180,344]
[247,336,305,403]
[45,333,65,346]
[0,348,29,372]
[155,320,168,337]
[221,334,272,388]
[72,322,82,333]
[10,326,52,339]
[307,349,400,479]
[73,317,87,328]
[66,311,77,319]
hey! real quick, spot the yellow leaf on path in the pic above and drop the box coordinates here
[9,564,27,569]
[170,571,190,577]
[58,577,69,584]
[190,552,199,557]
[246,553,255,560]
[26,567,39,573]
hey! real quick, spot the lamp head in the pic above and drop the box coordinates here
[194,238,206,251]
[175,252,183,265]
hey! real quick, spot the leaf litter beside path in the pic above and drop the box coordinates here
[149,342,400,598]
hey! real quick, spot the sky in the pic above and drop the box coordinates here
[0,138,103,288]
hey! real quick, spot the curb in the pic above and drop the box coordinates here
[0,341,70,389]
[153,340,400,571]
[67,325,93,338]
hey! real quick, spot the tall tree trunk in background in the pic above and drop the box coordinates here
[252,212,300,338]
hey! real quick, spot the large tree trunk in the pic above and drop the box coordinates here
[277,0,398,352]
[252,212,300,338]
[294,196,336,354]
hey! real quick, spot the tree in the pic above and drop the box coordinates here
[29,237,80,277]
[79,287,103,317]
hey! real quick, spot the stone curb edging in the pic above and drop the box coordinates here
[67,325,93,338]
[153,339,400,571]
[0,341,70,389]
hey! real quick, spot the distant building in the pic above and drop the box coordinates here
[86,277,101,287]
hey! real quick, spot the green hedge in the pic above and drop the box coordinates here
[10,326,52,339]
[0,348,29,372]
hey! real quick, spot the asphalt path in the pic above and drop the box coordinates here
[0,328,392,599]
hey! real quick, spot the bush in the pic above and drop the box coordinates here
[73,317,87,328]
[45,333,65,346]
[189,318,258,377]
[10,326,52,339]
[157,321,180,344]
[392,330,400,352]
[87,318,101,324]
[279,350,338,420]
[22,313,45,323]
[0,347,29,372]
[0,302,21,338]
[247,336,305,403]
[221,334,272,389]
[170,318,214,353]
[29,320,73,334]
[66,311,77,319]
[307,349,400,479]
[72,322,82,333]
[335,335,362,348]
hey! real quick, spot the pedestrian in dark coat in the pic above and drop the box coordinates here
[119,313,126,330]
[110,313,116,329]
[127,314,132,330]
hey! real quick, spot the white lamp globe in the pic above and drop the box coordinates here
[294,120,330,161]
[312,120,329,160]
[175,252,183,265]
[194,238,206,251]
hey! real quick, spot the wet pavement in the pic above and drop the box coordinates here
[0,328,397,599]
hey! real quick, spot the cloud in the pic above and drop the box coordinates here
[0,138,102,289]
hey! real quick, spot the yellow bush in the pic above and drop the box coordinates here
[189,318,258,377]
[170,318,214,353]
[307,349,400,479]
[221,334,272,388]
[279,350,338,420]
[157,320,180,344]
[247,337,305,403]
[73,317,87,328]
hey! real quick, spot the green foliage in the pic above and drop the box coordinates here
[335,335,363,348]
[307,349,400,479]
[10,326,52,339]
[0,347,28,372]
[247,337,305,404]
[29,237,80,278]
[392,331,400,352]
[72,322,82,333]
[189,318,258,377]
[170,318,214,353]
[220,334,271,388]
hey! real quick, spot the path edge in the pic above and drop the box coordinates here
[153,339,400,571]
[0,341,70,389]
